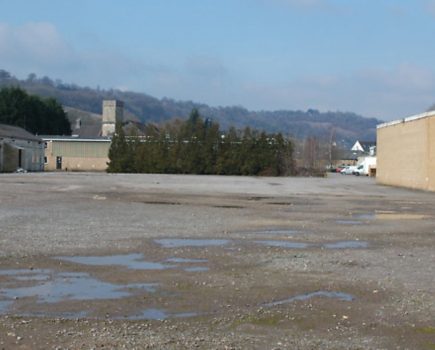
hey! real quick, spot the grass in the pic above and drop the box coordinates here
[418,326,435,334]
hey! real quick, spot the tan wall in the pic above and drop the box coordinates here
[377,115,435,191]
[44,140,110,172]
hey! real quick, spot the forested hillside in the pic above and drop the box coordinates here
[0,69,380,145]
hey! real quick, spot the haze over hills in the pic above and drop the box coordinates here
[0,70,380,146]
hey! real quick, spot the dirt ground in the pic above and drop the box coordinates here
[0,172,434,349]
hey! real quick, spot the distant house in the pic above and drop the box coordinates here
[0,124,44,172]
[351,140,376,156]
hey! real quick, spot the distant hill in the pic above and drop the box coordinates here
[0,69,380,146]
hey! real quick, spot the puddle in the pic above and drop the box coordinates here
[0,300,13,313]
[56,254,209,273]
[254,240,369,250]
[336,220,363,225]
[255,240,310,249]
[265,291,355,307]
[323,241,368,249]
[57,253,175,270]
[128,308,168,320]
[124,309,198,320]
[155,239,230,248]
[352,213,375,220]
[0,269,158,306]
[166,257,207,263]
[244,229,302,236]
[0,268,203,320]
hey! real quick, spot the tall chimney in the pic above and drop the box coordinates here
[102,100,124,137]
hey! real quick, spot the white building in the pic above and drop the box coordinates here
[0,124,44,172]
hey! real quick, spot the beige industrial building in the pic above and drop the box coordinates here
[43,99,122,172]
[43,137,111,171]
[0,124,44,172]
[377,111,435,191]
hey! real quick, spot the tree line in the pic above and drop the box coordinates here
[0,69,379,146]
[0,87,71,135]
[108,109,294,176]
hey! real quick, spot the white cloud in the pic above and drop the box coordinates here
[0,22,74,68]
[0,21,168,90]
[426,0,435,16]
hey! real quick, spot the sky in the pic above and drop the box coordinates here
[1,0,435,121]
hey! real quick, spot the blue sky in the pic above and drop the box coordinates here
[1,0,435,120]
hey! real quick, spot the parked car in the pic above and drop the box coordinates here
[335,165,347,173]
[340,165,358,175]
[353,165,364,176]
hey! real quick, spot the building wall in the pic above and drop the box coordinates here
[1,143,18,172]
[44,140,110,171]
[377,114,435,191]
[0,137,44,172]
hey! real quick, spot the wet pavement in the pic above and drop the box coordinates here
[0,237,368,319]
[1,173,434,349]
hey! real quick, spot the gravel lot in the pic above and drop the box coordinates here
[0,172,434,349]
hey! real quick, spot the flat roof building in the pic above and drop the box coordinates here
[42,136,111,172]
[377,111,435,191]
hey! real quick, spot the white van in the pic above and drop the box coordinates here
[354,157,376,176]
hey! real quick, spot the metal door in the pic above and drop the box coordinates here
[56,156,62,170]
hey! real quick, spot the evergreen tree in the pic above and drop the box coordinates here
[0,87,71,135]
[106,108,294,176]
[107,123,129,173]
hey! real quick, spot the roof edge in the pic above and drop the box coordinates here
[377,110,435,129]
[42,137,111,142]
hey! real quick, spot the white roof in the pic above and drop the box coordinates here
[42,137,111,142]
[377,111,435,129]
